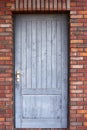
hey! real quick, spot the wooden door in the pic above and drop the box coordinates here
[15,14,68,128]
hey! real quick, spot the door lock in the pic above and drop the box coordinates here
[16,71,21,82]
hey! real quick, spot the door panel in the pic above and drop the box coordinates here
[15,14,68,128]
[22,95,61,119]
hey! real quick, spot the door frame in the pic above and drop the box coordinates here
[13,12,70,128]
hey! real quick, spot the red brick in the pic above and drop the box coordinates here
[77,126,87,130]
[45,0,49,10]
[84,122,87,126]
[58,0,62,10]
[77,11,87,14]
[49,0,53,10]
[37,0,40,10]
[20,0,24,10]
[71,65,83,68]
[0,118,5,122]
[24,0,28,10]
[71,23,83,27]
[70,106,83,109]
[84,114,87,117]
[70,90,83,94]
[77,110,87,114]
[71,40,83,43]
[71,2,76,7]
[54,0,57,10]
[15,0,19,10]
[70,98,83,101]
[77,117,87,122]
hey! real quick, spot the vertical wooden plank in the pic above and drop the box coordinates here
[32,21,36,88]
[15,16,22,127]
[56,20,62,89]
[37,21,42,88]
[41,21,47,88]
[27,21,32,88]
[61,15,68,127]
[21,21,27,88]
[47,21,52,88]
[67,0,70,10]
[51,21,57,89]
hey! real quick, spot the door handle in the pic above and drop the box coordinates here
[16,71,21,82]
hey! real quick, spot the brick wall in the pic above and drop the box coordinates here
[0,0,87,130]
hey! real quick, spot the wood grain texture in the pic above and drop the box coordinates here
[37,21,42,88]
[32,21,37,88]
[41,20,47,88]
[15,16,22,128]
[23,95,61,118]
[27,21,32,88]
[56,21,61,89]
[21,21,27,88]
[61,15,68,127]
[51,21,57,88]
[15,14,68,128]
[47,21,51,88]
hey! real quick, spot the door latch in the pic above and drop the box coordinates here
[16,71,21,82]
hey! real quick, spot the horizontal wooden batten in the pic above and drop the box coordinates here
[22,89,62,95]
[22,119,61,128]
[12,0,70,11]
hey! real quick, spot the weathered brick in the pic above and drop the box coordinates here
[70,98,83,102]
[24,0,28,10]
[58,0,62,10]
[54,0,57,10]
[36,0,40,10]
[71,65,83,68]
[71,106,83,110]
[71,23,83,27]
[77,110,87,114]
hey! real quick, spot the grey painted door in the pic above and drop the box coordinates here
[15,14,68,128]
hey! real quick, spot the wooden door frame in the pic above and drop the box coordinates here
[13,12,70,128]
